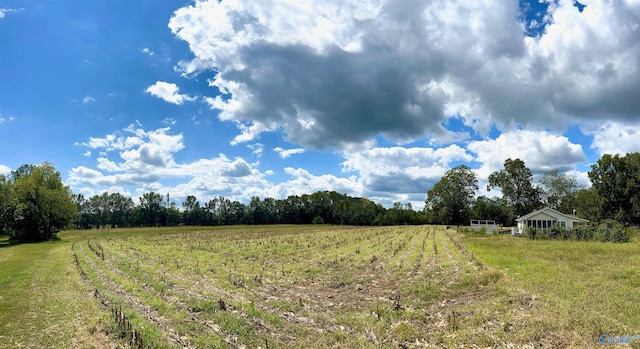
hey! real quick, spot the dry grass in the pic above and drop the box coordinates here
[4,226,638,348]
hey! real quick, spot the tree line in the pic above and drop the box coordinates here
[2,152,640,241]
[426,153,640,227]
[71,190,427,230]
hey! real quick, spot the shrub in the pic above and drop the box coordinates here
[525,227,537,240]
[572,225,593,241]
[525,222,630,243]
[596,219,630,243]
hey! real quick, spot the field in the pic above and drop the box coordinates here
[1,226,640,348]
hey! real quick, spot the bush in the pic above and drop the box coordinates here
[595,219,630,243]
[572,225,593,241]
[525,221,630,243]
[525,227,537,240]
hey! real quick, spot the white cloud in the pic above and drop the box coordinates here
[0,116,14,124]
[140,48,154,56]
[97,157,122,172]
[270,167,362,200]
[145,81,196,105]
[82,151,92,157]
[467,130,587,180]
[342,145,473,201]
[82,96,96,104]
[69,125,271,205]
[162,118,177,125]
[247,143,264,157]
[273,147,305,159]
[0,8,23,19]
[169,0,640,151]
[0,164,11,175]
[584,121,640,156]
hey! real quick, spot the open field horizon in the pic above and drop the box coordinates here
[1,225,639,348]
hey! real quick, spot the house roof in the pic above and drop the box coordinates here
[516,207,589,223]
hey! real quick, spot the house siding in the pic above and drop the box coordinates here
[515,208,589,235]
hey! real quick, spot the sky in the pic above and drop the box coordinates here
[1,0,640,210]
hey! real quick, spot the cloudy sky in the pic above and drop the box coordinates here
[1,0,639,209]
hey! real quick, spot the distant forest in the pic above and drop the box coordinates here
[2,152,639,241]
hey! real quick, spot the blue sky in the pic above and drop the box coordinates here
[1,0,639,209]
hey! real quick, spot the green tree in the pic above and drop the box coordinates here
[0,174,11,234]
[90,192,111,229]
[182,195,203,225]
[425,165,478,225]
[139,192,164,227]
[487,158,541,217]
[588,152,640,224]
[109,193,134,228]
[71,193,92,229]
[471,196,514,225]
[4,163,78,241]
[540,169,579,210]
[165,202,182,226]
[557,187,601,221]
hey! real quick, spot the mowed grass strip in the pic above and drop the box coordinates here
[460,233,640,346]
[0,237,112,349]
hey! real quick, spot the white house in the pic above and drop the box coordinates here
[514,207,589,236]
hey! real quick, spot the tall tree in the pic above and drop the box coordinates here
[4,163,78,241]
[539,169,579,210]
[589,152,640,224]
[90,192,111,229]
[182,195,203,225]
[139,192,164,227]
[560,188,601,222]
[425,165,478,225]
[109,193,134,228]
[487,158,542,217]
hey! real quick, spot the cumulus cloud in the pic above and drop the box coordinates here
[583,121,640,156]
[168,0,640,151]
[69,125,270,205]
[145,81,196,105]
[467,130,587,179]
[342,145,473,201]
[273,147,305,159]
[269,167,362,200]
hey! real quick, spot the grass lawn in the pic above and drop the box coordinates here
[0,236,111,349]
[460,233,640,347]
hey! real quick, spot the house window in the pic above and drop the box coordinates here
[560,221,566,227]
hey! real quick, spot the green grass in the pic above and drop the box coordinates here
[2,227,640,348]
[0,238,109,348]
[461,233,640,345]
